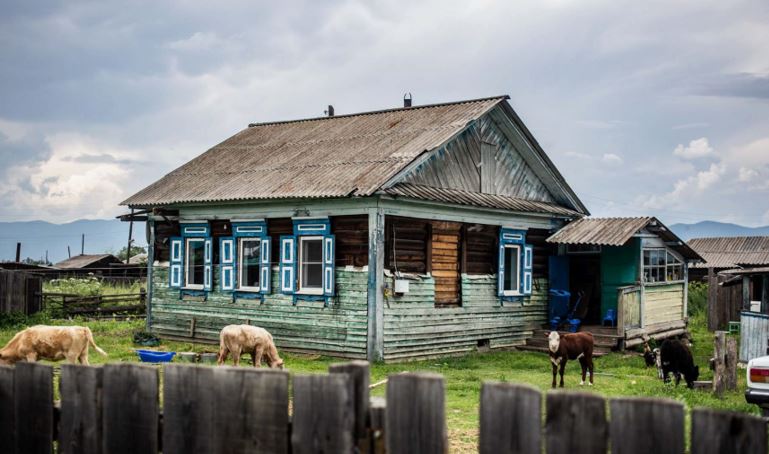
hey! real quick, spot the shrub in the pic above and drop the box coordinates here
[688,281,708,317]
[45,276,103,296]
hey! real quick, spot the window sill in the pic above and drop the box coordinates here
[237,287,261,293]
[642,280,686,287]
[182,286,204,291]
[296,289,324,296]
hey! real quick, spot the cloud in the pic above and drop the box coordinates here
[640,162,725,209]
[673,138,715,159]
[602,153,623,165]
[738,167,758,182]
[671,122,709,130]
[695,72,769,100]
[564,151,591,159]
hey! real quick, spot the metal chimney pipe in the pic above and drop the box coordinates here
[327,105,334,117]
[403,93,412,108]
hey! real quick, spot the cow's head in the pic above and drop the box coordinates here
[642,342,657,367]
[0,350,12,365]
[270,358,285,370]
[547,331,560,353]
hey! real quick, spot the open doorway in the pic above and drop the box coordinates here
[567,246,602,326]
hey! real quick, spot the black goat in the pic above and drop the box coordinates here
[659,339,699,388]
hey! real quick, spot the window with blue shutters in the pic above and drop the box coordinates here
[169,237,183,288]
[498,228,533,298]
[220,237,236,291]
[222,221,271,295]
[175,222,211,292]
[280,218,335,300]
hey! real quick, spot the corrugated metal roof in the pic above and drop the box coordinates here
[122,97,508,207]
[383,183,581,217]
[688,236,769,269]
[546,217,653,246]
[54,254,121,269]
[546,217,703,261]
[720,266,769,275]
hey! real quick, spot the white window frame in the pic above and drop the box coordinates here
[297,235,324,295]
[184,238,205,290]
[643,248,684,284]
[502,244,521,297]
[238,238,262,292]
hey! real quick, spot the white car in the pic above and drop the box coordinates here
[745,355,769,416]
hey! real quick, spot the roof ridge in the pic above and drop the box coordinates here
[246,95,509,128]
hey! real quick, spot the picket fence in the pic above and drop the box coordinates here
[0,361,765,454]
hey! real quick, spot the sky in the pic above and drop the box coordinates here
[1,0,768,226]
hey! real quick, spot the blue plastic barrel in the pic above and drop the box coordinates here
[548,289,571,320]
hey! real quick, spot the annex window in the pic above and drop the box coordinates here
[239,238,261,291]
[643,248,683,283]
[498,228,533,298]
[299,236,324,294]
[169,222,212,292]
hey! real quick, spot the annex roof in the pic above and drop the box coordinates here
[546,217,703,261]
[688,236,769,269]
[54,254,122,269]
[121,96,587,215]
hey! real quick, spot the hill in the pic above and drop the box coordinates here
[0,219,147,264]
[670,221,769,241]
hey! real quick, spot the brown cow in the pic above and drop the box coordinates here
[0,325,108,365]
[547,331,594,388]
[217,324,284,369]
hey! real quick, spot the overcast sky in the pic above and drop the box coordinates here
[1,0,768,226]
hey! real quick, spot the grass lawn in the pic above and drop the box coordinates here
[0,312,756,452]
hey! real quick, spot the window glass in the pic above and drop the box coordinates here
[239,239,261,289]
[503,245,520,292]
[186,239,205,287]
[643,248,684,283]
[301,238,324,290]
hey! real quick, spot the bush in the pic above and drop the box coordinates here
[688,281,708,317]
[45,276,103,296]
[0,310,52,330]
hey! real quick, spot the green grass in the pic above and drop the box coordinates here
[0,313,755,452]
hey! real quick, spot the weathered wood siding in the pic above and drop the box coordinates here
[383,275,548,361]
[740,311,769,363]
[399,114,558,203]
[150,266,368,358]
[431,221,462,307]
[643,283,685,327]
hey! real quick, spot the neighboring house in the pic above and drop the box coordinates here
[121,95,697,361]
[129,253,149,265]
[688,236,769,281]
[54,254,123,270]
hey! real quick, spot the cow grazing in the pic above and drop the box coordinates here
[547,331,594,388]
[659,338,699,388]
[217,324,284,369]
[0,325,107,365]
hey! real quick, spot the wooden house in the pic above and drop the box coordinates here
[121,96,695,361]
[54,254,123,270]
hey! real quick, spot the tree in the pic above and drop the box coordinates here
[115,245,147,262]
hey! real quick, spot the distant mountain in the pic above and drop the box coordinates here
[670,221,769,241]
[0,219,147,264]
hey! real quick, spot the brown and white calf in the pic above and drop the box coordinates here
[547,331,594,388]
[217,324,284,369]
[0,325,108,365]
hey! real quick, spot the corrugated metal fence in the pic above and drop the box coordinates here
[0,361,766,453]
[0,269,42,315]
[740,311,769,363]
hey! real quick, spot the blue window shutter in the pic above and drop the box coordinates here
[219,237,235,291]
[260,236,271,293]
[169,237,183,289]
[522,244,533,295]
[279,235,296,294]
[323,234,335,296]
[497,241,506,297]
[203,238,213,291]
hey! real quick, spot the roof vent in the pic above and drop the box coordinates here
[325,105,334,117]
[403,93,412,108]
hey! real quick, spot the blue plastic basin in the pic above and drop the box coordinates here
[136,350,176,363]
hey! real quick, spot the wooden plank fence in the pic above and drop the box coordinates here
[42,291,146,318]
[0,361,766,453]
[0,269,42,315]
[740,311,769,363]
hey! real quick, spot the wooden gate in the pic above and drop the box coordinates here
[740,311,769,363]
[0,270,42,315]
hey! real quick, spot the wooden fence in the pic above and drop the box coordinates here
[0,361,766,454]
[0,269,42,315]
[708,274,743,331]
[42,290,146,318]
[740,311,769,363]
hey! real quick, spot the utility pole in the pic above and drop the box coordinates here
[81,234,85,255]
[126,208,134,264]
[15,242,21,262]
[67,246,71,258]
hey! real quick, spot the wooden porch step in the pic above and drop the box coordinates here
[516,344,610,357]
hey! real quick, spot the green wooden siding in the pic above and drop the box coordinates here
[600,239,640,317]
[150,266,368,358]
[383,275,548,361]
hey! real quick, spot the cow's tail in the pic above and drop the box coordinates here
[86,328,108,356]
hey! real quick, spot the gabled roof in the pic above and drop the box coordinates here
[383,183,581,217]
[546,217,703,261]
[688,236,769,269]
[55,254,122,269]
[121,96,587,216]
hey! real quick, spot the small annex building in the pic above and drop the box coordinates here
[122,96,698,361]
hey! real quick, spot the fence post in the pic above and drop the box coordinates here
[292,374,355,454]
[707,271,718,331]
[329,360,370,449]
[59,365,103,454]
[545,391,607,454]
[212,367,289,453]
[386,373,447,454]
[102,363,158,454]
[369,396,386,454]
[691,408,767,454]
[609,397,684,454]
[713,331,727,397]
[479,382,541,454]
[163,364,215,454]
[0,365,14,454]
[14,362,53,454]
[725,336,737,391]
